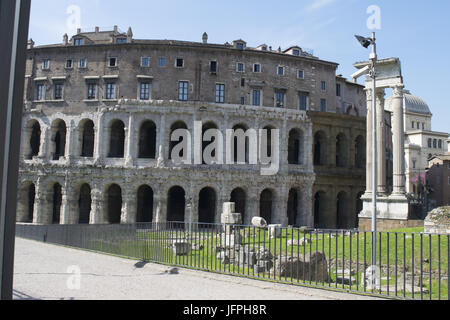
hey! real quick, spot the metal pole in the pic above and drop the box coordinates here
[0,0,31,300]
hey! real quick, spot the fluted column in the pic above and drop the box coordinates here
[391,85,406,195]
[376,89,387,195]
[364,88,373,195]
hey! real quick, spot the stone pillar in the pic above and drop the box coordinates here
[38,127,50,162]
[301,180,314,227]
[247,188,259,222]
[121,189,137,224]
[35,182,52,225]
[391,85,406,195]
[66,121,76,164]
[94,113,105,164]
[154,188,167,223]
[125,113,135,166]
[91,187,106,224]
[376,89,387,195]
[364,88,373,195]
[276,184,288,226]
[157,114,166,167]
[61,185,77,224]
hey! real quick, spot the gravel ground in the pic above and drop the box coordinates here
[13,238,382,300]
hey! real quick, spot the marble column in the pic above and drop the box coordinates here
[376,89,387,195]
[391,85,406,195]
[364,88,373,195]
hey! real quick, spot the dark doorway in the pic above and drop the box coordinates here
[81,120,95,157]
[167,186,185,222]
[28,121,41,159]
[288,129,303,165]
[107,184,122,224]
[287,189,298,226]
[27,183,35,223]
[232,124,250,164]
[314,131,326,166]
[230,188,246,224]
[109,120,125,158]
[52,120,67,160]
[78,184,91,224]
[260,189,273,224]
[138,121,157,159]
[137,185,154,223]
[198,187,216,224]
[52,183,62,224]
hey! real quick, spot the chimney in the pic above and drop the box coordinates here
[202,32,208,44]
[95,26,99,33]
[27,39,34,49]
[63,34,68,46]
[127,27,133,43]
[113,25,118,33]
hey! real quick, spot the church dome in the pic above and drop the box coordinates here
[403,91,431,115]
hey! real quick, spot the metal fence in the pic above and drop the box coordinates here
[15,222,449,300]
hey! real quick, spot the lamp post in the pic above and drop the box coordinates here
[355,32,378,277]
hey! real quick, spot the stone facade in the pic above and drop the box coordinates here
[17,27,366,228]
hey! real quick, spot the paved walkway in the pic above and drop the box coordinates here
[13,238,382,300]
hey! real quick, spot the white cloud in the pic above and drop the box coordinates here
[305,0,337,12]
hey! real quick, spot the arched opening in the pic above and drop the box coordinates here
[314,131,326,166]
[202,122,218,164]
[260,189,273,224]
[138,121,157,159]
[78,184,92,224]
[51,120,67,160]
[52,183,62,224]
[137,185,154,223]
[107,184,122,224]
[24,120,41,160]
[80,120,95,158]
[230,188,246,224]
[336,191,349,229]
[232,124,250,164]
[314,191,326,228]
[198,187,216,224]
[108,120,125,158]
[17,182,36,223]
[355,135,366,169]
[336,133,348,167]
[169,121,188,160]
[287,189,298,226]
[167,186,185,222]
[288,129,304,165]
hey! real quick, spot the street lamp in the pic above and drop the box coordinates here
[355,32,378,279]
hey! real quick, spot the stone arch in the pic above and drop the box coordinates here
[260,189,274,224]
[167,186,186,222]
[314,131,327,166]
[79,119,95,158]
[78,184,92,224]
[288,128,304,165]
[24,120,41,160]
[336,191,350,229]
[50,119,67,160]
[106,184,122,224]
[198,187,217,224]
[17,182,36,223]
[137,185,154,223]
[108,120,125,158]
[51,183,63,224]
[336,133,349,167]
[138,120,157,159]
[202,121,219,164]
[232,123,250,164]
[169,121,188,160]
[287,188,299,226]
[230,187,246,224]
[355,135,366,169]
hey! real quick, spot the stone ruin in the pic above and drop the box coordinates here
[425,207,450,234]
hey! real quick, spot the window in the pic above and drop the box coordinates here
[320,99,327,112]
[417,122,420,130]
[42,60,50,70]
[79,59,87,68]
[36,84,45,101]
[236,43,244,51]
[241,78,245,87]
[74,38,83,46]
[159,57,166,67]
[140,82,150,100]
[412,121,415,129]
[210,61,218,73]
[422,123,425,130]
[438,140,442,149]
[297,70,304,79]
[237,63,245,72]
[277,66,285,76]
[178,81,188,101]
[336,83,341,97]
[292,49,300,56]
[240,97,245,105]
[175,58,184,68]
[428,138,432,148]
[321,81,327,91]
[412,160,416,169]
[253,64,261,73]
[252,89,261,106]
[141,57,150,67]
[108,57,117,67]
[216,84,225,103]
[275,90,285,108]
[87,83,96,100]
[65,59,73,69]
[116,38,127,44]
[433,139,437,148]
[54,83,63,100]
[299,92,308,111]
[105,83,116,99]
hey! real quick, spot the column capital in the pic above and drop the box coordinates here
[392,85,405,98]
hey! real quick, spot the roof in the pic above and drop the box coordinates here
[386,90,432,115]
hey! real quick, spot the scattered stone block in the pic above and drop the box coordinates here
[173,241,190,256]
[272,252,329,282]
[252,217,267,228]
[425,206,450,234]
[268,224,282,239]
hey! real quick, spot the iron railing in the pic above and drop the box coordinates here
[15,222,449,300]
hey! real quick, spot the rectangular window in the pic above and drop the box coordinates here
[438,140,442,149]
[321,81,327,91]
[42,60,50,70]
[292,49,300,56]
[320,99,327,112]
[175,58,184,68]
[210,61,218,73]
[141,57,150,67]
[252,90,261,106]
[253,64,261,73]
[241,78,245,87]
[65,59,73,69]
[159,57,166,67]
[54,83,63,100]
[216,84,225,103]
[275,91,285,108]
[412,121,415,129]
[433,139,437,148]
[79,59,87,68]
[178,81,189,101]
[336,83,341,96]
[36,84,45,101]
[105,83,116,99]
[237,63,245,72]
[116,38,127,44]
[74,38,83,46]
[240,97,245,105]
[236,43,244,51]
[422,123,425,130]
[297,70,304,79]
[108,57,117,67]
[140,82,150,100]
[428,138,432,148]
[277,66,285,76]
[87,83,96,100]
[299,92,308,111]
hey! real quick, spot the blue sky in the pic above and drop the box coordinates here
[29,0,449,134]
